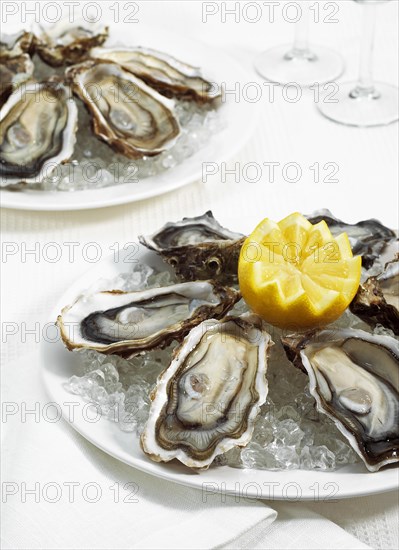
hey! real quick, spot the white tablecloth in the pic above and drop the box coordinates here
[1,1,398,548]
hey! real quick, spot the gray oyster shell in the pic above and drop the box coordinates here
[139,211,245,283]
[307,209,396,269]
[351,256,399,335]
[0,80,78,187]
[0,54,34,106]
[35,21,108,66]
[90,46,220,103]
[0,31,36,105]
[57,281,239,358]
[283,328,399,472]
[141,314,273,469]
[66,60,181,158]
[0,31,35,57]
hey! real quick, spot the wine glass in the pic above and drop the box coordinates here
[254,3,344,87]
[318,0,398,127]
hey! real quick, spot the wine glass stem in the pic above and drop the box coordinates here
[351,2,379,99]
[285,6,316,61]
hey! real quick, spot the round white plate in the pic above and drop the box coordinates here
[41,242,399,501]
[1,26,257,211]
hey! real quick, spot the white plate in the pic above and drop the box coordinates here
[1,25,257,211]
[41,241,399,501]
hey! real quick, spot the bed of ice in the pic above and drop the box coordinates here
[31,55,224,192]
[63,262,367,472]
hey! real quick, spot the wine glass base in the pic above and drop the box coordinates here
[318,82,399,127]
[254,44,344,87]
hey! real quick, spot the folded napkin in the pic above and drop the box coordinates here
[1,353,275,550]
[1,353,371,550]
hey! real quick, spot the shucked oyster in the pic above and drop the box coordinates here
[283,328,399,472]
[57,281,239,358]
[141,315,273,469]
[0,80,78,187]
[139,211,245,283]
[351,256,399,335]
[35,21,108,66]
[90,46,220,103]
[307,209,396,269]
[66,60,181,158]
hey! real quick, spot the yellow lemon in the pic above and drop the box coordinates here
[238,212,362,329]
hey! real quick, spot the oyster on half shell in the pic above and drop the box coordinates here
[307,209,396,269]
[351,256,399,335]
[139,211,245,283]
[90,46,220,103]
[66,60,181,158]
[0,80,78,187]
[141,314,273,469]
[283,328,399,472]
[35,21,108,66]
[57,281,239,358]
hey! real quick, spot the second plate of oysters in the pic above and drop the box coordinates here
[42,209,399,499]
[0,21,256,210]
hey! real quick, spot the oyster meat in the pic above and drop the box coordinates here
[0,80,78,187]
[90,46,220,103]
[307,209,396,269]
[141,315,273,469]
[139,211,245,283]
[283,328,399,472]
[57,281,239,358]
[66,60,181,158]
[35,21,108,66]
[351,256,399,335]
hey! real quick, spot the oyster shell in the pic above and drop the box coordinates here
[139,211,245,283]
[0,32,35,105]
[0,31,35,57]
[282,328,399,472]
[66,60,181,158]
[351,256,399,335]
[35,21,108,66]
[0,54,34,106]
[307,209,396,269]
[141,314,273,469]
[90,46,220,103]
[57,281,239,358]
[0,80,78,187]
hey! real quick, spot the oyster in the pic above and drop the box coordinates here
[90,46,220,103]
[0,32,35,105]
[283,328,399,472]
[139,211,245,283]
[66,60,181,158]
[0,80,78,187]
[35,21,108,66]
[141,315,272,469]
[351,256,399,335]
[57,281,239,358]
[307,209,396,269]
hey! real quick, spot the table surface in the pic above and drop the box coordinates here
[1,2,398,549]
